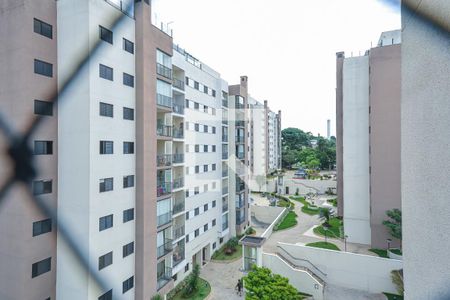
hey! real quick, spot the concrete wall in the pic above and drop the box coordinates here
[250,205,284,226]
[335,52,344,217]
[262,253,324,299]
[277,242,402,294]
[402,0,450,298]
[342,56,371,245]
[260,207,287,239]
[369,44,401,249]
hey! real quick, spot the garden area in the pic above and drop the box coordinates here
[313,217,343,239]
[274,211,298,231]
[305,241,340,251]
[165,265,211,300]
[290,196,320,215]
[211,237,242,261]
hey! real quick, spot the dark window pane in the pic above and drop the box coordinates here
[123,175,134,188]
[32,257,51,278]
[34,59,53,77]
[34,18,53,39]
[123,107,134,120]
[123,73,134,87]
[122,276,134,293]
[33,219,52,236]
[34,141,53,155]
[99,26,113,44]
[99,178,113,192]
[34,100,53,116]
[33,180,52,195]
[98,290,112,300]
[99,214,113,231]
[99,64,113,81]
[123,208,134,223]
[123,38,134,54]
[123,142,134,154]
[100,102,113,117]
[123,242,134,257]
[98,252,113,270]
[100,141,114,154]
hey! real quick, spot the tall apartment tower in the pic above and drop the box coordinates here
[336,30,401,248]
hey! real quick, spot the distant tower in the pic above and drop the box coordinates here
[327,119,331,139]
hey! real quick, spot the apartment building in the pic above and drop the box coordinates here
[336,30,401,248]
[247,98,282,192]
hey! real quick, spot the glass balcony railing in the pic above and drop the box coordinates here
[222,135,228,143]
[157,182,172,197]
[157,266,172,290]
[236,120,245,127]
[157,124,172,137]
[156,63,172,79]
[173,225,185,240]
[236,136,245,143]
[173,102,184,114]
[173,177,184,190]
[157,154,172,167]
[173,153,184,164]
[157,93,172,108]
[222,202,229,213]
[222,99,228,107]
[173,78,185,90]
[222,152,229,159]
[222,186,228,195]
[236,198,245,209]
[236,214,245,225]
[173,201,185,215]
[157,239,173,258]
[235,102,245,109]
[157,211,172,227]
[222,169,228,177]
[173,244,185,267]
[222,220,229,231]
[173,128,184,139]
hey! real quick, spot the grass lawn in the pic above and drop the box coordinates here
[390,248,402,255]
[274,211,298,231]
[369,248,389,258]
[313,217,343,238]
[383,292,404,300]
[306,241,340,251]
[172,278,211,300]
[291,196,321,215]
[327,198,337,207]
[211,245,242,261]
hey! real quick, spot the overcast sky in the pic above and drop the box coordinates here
[152,0,400,136]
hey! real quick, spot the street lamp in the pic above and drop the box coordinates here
[386,238,392,250]
[344,235,348,252]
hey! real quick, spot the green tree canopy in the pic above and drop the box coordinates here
[383,209,402,247]
[243,266,301,300]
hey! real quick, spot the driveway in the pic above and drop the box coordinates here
[202,259,246,300]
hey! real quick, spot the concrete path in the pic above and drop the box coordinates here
[325,284,386,300]
[202,259,246,300]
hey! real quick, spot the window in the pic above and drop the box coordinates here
[123,242,134,257]
[204,204,208,212]
[34,59,53,77]
[212,90,216,97]
[99,214,113,231]
[204,165,208,172]
[186,234,190,243]
[195,123,199,131]
[123,208,134,223]
[212,200,216,208]
[99,64,113,81]
[204,145,208,152]
[185,77,189,85]
[34,100,53,116]
[123,276,134,293]
[33,180,52,195]
[194,81,199,90]
[212,164,216,171]
[34,18,52,39]
[32,257,51,278]
[99,102,113,117]
[212,127,216,134]
[194,187,199,195]
[123,38,134,54]
[100,141,113,154]
[123,142,134,154]
[98,290,112,300]
[213,242,216,249]
[123,175,134,188]
[195,145,199,153]
[99,178,113,192]
[123,73,134,87]
[185,263,189,273]
[98,252,113,270]
[123,107,134,120]
[203,86,208,93]
[99,26,113,44]
[195,229,199,237]
[203,125,208,132]
[204,224,208,232]
[194,208,199,216]
[34,141,53,155]
[33,219,52,236]
[195,166,199,174]
[212,219,216,226]
[220,237,223,244]
[185,212,189,220]
[212,145,216,152]
[204,184,208,192]
[212,108,216,115]
[185,99,190,108]
[194,102,199,110]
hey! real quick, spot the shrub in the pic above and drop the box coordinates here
[183,264,200,297]
[151,295,162,300]
[391,269,404,296]
[245,227,256,235]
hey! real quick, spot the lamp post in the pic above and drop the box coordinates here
[386,238,392,250]
[344,235,348,252]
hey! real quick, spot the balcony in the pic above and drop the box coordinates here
[236,214,245,225]
[173,153,184,164]
[222,202,229,213]
[237,152,245,160]
[157,63,172,79]
[222,220,229,231]
[157,266,172,290]
[173,243,185,267]
[173,102,185,115]
[173,225,185,240]
[157,182,172,197]
[173,177,184,190]
[236,198,245,209]
[173,78,185,90]
[157,239,173,259]
[157,124,172,138]
[222,186,228,195]
[222,99,228,107]
[236,120,245,128]
[173,128,184,139]
[222,151,229,160]
[222,169,228,177]
[173,201,185,215]
[157,154,172,168]
[157,93,172,108]
[235,102,245,109]
[222,119,228,125]
[222,135,228,143]
[157,211,172,227]
[236,135,245,143]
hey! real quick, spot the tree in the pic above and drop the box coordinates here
[383,209,402,248]
[255,174,266,192]
[282,149,300,169]
[243,266,301,300]
[319,207,331,226]
[282,128,310,150]
[183,263,200,297]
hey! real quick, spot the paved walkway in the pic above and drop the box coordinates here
[202,259,246,300]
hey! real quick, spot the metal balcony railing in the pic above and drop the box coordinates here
[157,211,172,227]
[173,153,184,164]
[157,93,172,108]
[173,177,184,190]
[173,102,184,114]
[173,225,185,240]
[157,266,172,290]
[173,201,185,215]
[156,63,172,79]
[157,154,172,167]
[173,78,185,90]
[173,128,184,139]
[157,182,172,197]
[157,124,172,137]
